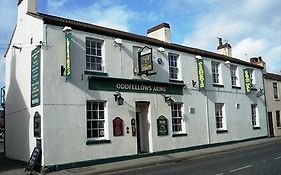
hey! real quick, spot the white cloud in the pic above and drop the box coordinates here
[182,0,281,73]
[47,0,69,13]
[232,38,266,61]
[47,1,136,32]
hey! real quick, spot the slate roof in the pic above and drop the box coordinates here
[27,12,263,69]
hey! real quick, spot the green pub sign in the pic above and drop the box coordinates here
[197,59,205,91]
[243,69,251,94]
[33,112,41,138]
[65,33,72,80]
[31,47,41,107]
[157,115,168,136]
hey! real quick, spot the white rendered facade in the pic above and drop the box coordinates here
[5,0,268,171]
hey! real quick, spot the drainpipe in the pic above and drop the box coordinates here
[262,73,270,137]
[205,90,211,145]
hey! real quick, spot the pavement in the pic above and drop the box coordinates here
[0,137,280,175]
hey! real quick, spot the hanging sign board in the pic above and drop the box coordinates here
[113,117,124,136]
[131,118,136,136]
[33,112,41,138]
[157,115,168,136]
[65,33,72,80]
[243,69,251,94]
[31,47,41,107]
[25,147,41,173]
[138,46,153,74]
[197,59,205,90]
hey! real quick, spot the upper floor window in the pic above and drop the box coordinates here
[230,65,239,86]
[273,82,279,99]
[248,69,255,86]
[168,53,179,80]
[86,101,107,140]
[212,62,221,84]
[86,38,103,71]
[171,103,185,133]
[215,103,226,130]
[251,104,259,127]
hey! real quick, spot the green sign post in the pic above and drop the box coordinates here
[31,47,41,107]
[197,59,205,91]
[65,33,72,80]
[243,69,251,94]
[157,115,168,136]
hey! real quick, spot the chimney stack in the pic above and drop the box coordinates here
[216,37,232,57]
[18,0,37,22]
[147,23,171,43]
[250,56,266,71]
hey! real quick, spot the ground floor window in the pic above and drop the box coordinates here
[276,110,281,127]
[251,104,259,127]
[215,103,226,130]
[171,103,185,133]
[86,101,106,140]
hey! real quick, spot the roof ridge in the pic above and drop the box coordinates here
[26,11,263,69]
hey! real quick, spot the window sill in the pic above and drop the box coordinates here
[216,129,228,133]
[277,127,281,129]
[274,98,280,101]
[86,139,111,145]
[172,133,188,137]
[253,126,261,130]
[213,84,224,88]
[232,86,241,89]
[169,79,184,84]
[84,71,108,76]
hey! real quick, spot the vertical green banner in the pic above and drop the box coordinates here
[33,112,41,138]
[243,69,251,94]
[65,33,71,80]
[31,47,41,107]
[197,59,206,91]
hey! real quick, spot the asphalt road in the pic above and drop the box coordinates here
[106,140,281,175]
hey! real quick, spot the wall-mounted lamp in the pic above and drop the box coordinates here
[62,26,72,33]
[157,47,165,52]
[164,95,174,106]
[61,65,65,76]
[114,38,122,46]
[12,45,22,52]
[225,61,231,67]
[195,55,202,60]
[256,88,264,97]
[114,91,124,105]
[192,80,197,87]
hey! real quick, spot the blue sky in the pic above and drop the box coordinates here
[0,0,281,90]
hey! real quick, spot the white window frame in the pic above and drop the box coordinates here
[251,104,259,127]
[168,53,181,80]
[215,103,227,130]
[230,65,239,87]
[248,69,256,87]
[212,61,221,84]
[86,38,104,72]
[86,101,108,140]
[273,82,279,100]
[171,103,186,134]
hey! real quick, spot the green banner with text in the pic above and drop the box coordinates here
[197,59,205,91]
[31,47,41,107]
[65,33,71,80]
[243,69,251,94]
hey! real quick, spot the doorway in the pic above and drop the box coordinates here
[268,112,274,137]
[135,102,150,154]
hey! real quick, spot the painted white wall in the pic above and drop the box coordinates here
[5,2,44,162]
[265,78,281,136]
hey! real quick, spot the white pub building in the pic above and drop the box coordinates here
[4,0,268,173]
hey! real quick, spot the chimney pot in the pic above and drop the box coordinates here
[147,23,171,43]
